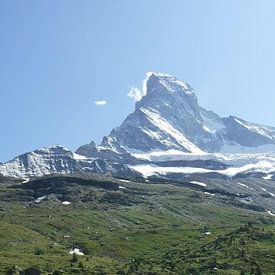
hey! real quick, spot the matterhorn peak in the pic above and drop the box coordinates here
[135,72,197,112]
[97,73,275,154]
[145,72,194,96]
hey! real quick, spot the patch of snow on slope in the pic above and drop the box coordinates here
[267,210,275,217]
[129,160,275,178]
[119,179,131,183]
[73,153,88,160]
[69,248,84,256]
[237,182,254,190]
[131,149,207,162]
[129,164,211,178]
[263,174,273,180]
[140,108,203,154]
[131,149,275,168]
[35,196,47,203]
[200,110,226,134]
[234,118,275,140]
[190,181,207,187]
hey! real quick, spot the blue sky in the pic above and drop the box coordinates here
[1,0,275,162]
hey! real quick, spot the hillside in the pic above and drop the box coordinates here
[0,174,274,274]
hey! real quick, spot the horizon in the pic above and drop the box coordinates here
[1,1,275,162]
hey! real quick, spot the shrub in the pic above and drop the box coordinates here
[34,247,44,255]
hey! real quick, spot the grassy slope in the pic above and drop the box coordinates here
[0,178,274,274]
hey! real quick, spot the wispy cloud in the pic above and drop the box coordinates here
[127,87,145,102]
[94,100,107,106]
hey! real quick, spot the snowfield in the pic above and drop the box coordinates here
[129,155,275,178]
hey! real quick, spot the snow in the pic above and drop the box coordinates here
[131,149,195,161]
[204,192,215,196]
[119,179,131,183]
[263,174,273,180]
[146,72,173,79]
[141,128,162,141]
[62,201,71,205]
[0,145,89,179]
[129,164,211,178]
[237,183,248,188]
[145,72,193,95]
[223,161,275,177]
[190,181,207,187]
[69,248,84,256]
[203,125,213,133]
[35,196,46,203]
[267,210,275,217]
[73,153,88,160]
[1,72,275,181]
[237,183,254,190]
[131,149,275,173]
[200,109,226,134]
[260,188,274,197]
[129,159,275,178]
[119,185,126,190]
[234,118,275,140]
[140,107,203,154]
[132,148,275,165]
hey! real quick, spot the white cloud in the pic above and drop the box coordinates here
[94,100,107,106]
[127,87,145,102]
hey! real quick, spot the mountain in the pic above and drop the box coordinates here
[0,146,86,178]
[77,72,275,159]
[97,72,275,154]
[1,72,275,179]
[0,146,110,179]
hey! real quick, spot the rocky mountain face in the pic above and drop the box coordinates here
[78,72,275,157]
[100,73,223,153]
[0,146,113,179]
[0,146,89,178]
[1,72,275,179]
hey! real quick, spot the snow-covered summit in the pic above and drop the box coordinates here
[1,72,275,180]
[145,72,194,94]
[93,72,275,155]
